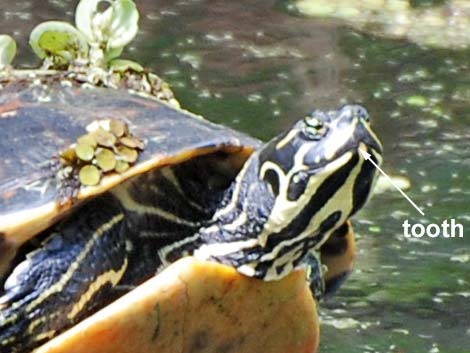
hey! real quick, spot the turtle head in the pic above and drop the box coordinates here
[258,104,382,232]
[196,104,383,281]
[259,104,382,206]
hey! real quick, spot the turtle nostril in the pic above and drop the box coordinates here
[339,104,370,123]
[358,108,370,123]
[354,105,370,123]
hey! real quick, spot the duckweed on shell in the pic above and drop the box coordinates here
[95,148,117,172]
[115,160,130,173]
[110,119,127,137]
[117,146,138,163]
[75,142,95,161]
[79,165,101,186]
[120,136,144,150]
[77,134,97,148]
[93,128,117,147]
[60,147,77,163]
[59,118,145,187]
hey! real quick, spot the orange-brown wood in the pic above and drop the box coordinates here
[35,258,319,353]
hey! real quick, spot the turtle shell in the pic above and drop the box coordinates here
[0,75,260,278]
[33,258,319,353]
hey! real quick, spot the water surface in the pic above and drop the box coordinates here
[0,1,468,352]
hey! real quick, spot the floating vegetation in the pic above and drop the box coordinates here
[60,118,145,186]
[449,254,469,264]
[405,95,428,107]
[295,0,470,49]
[374,175,411,194]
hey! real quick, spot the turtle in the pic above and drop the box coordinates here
[0,75,382,353]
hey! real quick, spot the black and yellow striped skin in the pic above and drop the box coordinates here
[0,157,229,352]
[0,104,382,353]
[192,105,381,281]
[320,221,356,297]
[0,79,259,280]
[0,197,127,349]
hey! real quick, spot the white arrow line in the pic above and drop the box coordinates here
[359,148,425,216]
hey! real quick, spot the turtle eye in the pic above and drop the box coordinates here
[355,106,370,123]
[302,115,327,140]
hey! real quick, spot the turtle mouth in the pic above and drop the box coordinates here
[335,122,383,166]
[303,114,382,168]
[303,134,382,177]
[304,137,377,171]
[359,126,383,156]
[301,149,356,179]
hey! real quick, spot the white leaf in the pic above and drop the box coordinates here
[107,0,139,49]
[75,0,112,44]
[75,0,139,51]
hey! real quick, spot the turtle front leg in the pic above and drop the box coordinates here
[303,250,326,300]
[303,221,356,300]
[0,196,128,353]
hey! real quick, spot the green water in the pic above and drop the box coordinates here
[1,0,469,352]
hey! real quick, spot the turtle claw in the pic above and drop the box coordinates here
[303,250,326,301]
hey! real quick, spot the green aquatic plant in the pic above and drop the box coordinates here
[295,0,470,49]
[108,58,144,72]
[0,35,17,69]
[29,21,89,67]
[0,0,178,106]
[2,0,140,70]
